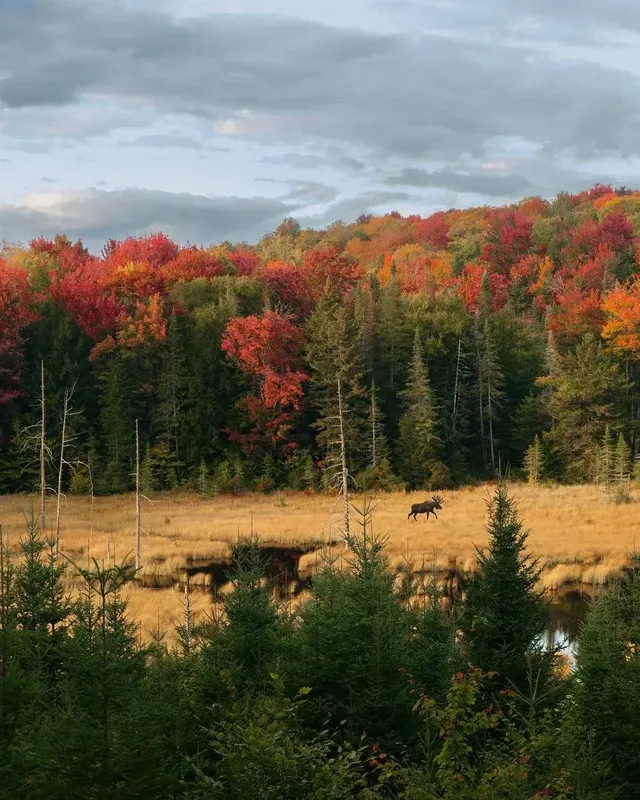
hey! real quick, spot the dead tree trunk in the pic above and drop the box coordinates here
[337,376,350,539]
[40,361,46,532]
[135,419,141,571]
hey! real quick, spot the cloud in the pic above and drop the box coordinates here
[375,0,640,43]
[2,0,640,166]
[261,152,366,172]
[0,188,299,250]
[383,167,533,197]
[297,190,417,227]
[124,134,228,150]
[257,179,341,205]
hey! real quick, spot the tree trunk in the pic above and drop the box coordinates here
[337,376,350,538]
[135,419,141,571]
[40,361,46,532]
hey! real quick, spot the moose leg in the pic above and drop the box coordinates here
[407,511,413,520]
[432,511,438,519]
[425,511,430,521]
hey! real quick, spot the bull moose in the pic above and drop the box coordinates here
[407,494,444,521]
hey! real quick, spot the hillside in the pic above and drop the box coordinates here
[1,183,639,494]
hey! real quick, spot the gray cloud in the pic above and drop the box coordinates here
[0,188,299,251]
[257,179,341,205]
[384,168,533,197]
[125,133,229,150]
[376,0,640,43]
[297,190,417,227]
[261,152,366,172]
[1,0,639,167]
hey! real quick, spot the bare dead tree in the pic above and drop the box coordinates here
[55,379,80,558]
[337,376,350,538]
[17,362,54,528]
[135,419,141,571]
[40,361,46,530]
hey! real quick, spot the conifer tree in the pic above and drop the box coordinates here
[597,424,615,490]
[524,434,544,484]
[156,310,189,477]
[368,381,389,469]
[481,319,505,472]
[614,432,631,503]
[542,333,625,483]
[305,290,367,474]
[459,484,549,694]
[396,329,439,488]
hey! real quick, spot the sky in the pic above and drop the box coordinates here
[2,0,640,251]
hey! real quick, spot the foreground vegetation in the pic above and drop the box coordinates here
[1,485,638,798]
[2,185,640,501]
[1,483,637,639]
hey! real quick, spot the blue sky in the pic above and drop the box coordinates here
[1,0,640,250]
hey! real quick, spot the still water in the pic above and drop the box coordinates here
[544,589,590,666]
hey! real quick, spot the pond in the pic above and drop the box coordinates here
[544,588,591,665]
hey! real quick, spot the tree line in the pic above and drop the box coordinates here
[1,485,637,798]
[1,184,640,494]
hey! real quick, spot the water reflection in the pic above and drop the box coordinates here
[545,588,591,666]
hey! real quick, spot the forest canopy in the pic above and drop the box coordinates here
[1,183,639,494]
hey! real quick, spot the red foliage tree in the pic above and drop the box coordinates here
[227,248,261,276]
[222,312,309,455]
[260,261,312,317]
[547,287,604,343]
[302,247,362,299]
[0,258,38,411]
[481,210,533,274]
[413,211,450,250]
[165,247,226,282]
[457,263,509,312]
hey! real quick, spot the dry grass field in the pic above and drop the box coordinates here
[1,483,638,642]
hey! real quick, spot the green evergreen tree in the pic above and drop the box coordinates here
[524,434,544,485]
[614,432,631,503]
[568,576,640,793]
[396,329,439,488]
[543,333,625,482]
[459,485,549,694]
[155,310,189,479]
[597,424,615,491]
[305,290,367,474]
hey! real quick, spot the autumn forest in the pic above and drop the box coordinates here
[1,183,638,496]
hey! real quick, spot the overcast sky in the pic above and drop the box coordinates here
[2,0,640,250]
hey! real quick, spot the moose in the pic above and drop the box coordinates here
[407,494,444,522]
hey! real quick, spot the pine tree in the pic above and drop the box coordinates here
[396,329,439,488]
[542,333,625,483]
[368,381,389,469]
[305,291,367,474]
[598,424,615,491]
[614,432,631,503]
[459,484,549,694]
[156,310,189,478]
[481,319,505,472]
[524,434,544,484]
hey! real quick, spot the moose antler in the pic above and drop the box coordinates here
[432,494,444,504]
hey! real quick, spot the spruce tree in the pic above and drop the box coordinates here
[568,577,640,792]
[524,434,544,485]
[542,333,624,482]
[368,381,389,469]
[480,319,505,472]
[156,310,189,478]
[598,424,615,491]
[305,290,367,475]
[396,329,439,488]
[614,432,631,503]
[459,484,549,694]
